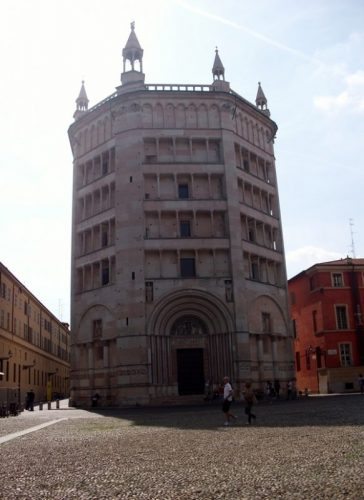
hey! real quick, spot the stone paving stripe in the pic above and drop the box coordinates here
[0,418,68,445]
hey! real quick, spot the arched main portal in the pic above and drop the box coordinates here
[147,289,235,397]
[171,316,207,395]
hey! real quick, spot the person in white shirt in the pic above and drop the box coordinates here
[222,376,236,426]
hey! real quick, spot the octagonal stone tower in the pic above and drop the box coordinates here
[68,24,294,407]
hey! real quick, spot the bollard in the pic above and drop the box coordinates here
[56,399,60,409]
[47,401,51,410]
[39,402,43,411]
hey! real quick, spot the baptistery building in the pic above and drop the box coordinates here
[68,24,294,406]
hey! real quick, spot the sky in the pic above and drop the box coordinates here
[0,0,363,324]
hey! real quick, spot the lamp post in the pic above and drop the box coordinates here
[20,360,36,407]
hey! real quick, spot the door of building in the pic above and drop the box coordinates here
[177,348,205,395]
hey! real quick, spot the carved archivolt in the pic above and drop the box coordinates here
[170,316,208,336]
[147,288,234,336]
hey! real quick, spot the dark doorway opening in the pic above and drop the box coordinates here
[177,348,205,395]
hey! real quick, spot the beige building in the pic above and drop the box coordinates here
[0,262,70,407]
[68,24,294,406]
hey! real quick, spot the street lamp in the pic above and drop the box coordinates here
[19,360,36,406]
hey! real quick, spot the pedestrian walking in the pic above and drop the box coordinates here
[204,379,213,402]
[243,382,257,425]
[28,390,35,411]
[91,393,100,407]
[222,376,236,426]
[286,380,293,400]
[274,379,281,399]
[265,381,274,402]
[29,389,35,411]
[358,374,364,394]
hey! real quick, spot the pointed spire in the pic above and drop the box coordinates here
[212,47,225,81]
[255,82,270,116]
[122,21,144,73]
[73,81,89,120]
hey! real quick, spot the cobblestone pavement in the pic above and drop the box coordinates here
[1,395,363,499]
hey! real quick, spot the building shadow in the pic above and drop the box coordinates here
[84,394,364,430]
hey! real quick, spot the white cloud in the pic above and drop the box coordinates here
[314,69,364,113]
[286,246,343,278]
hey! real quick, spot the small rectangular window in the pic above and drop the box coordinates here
[262,312,272,333]
[180,220,191,237]
[180,258,196,277]
[178,184,189,199]
[339,343,352,366]
[101,260,110,285]
[332,273,343,287]
[251,261,259,281]
[336,306,348,330]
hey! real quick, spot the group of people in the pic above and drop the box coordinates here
[221,377,301,426]
[222,376,257,426]
[265,379,297,400]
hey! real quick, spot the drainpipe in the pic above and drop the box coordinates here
[347,258,364,364]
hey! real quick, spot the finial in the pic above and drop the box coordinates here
[255,81,270,116]
[74,80,89,120]
[121,22,144,76]
[212,46,225,81]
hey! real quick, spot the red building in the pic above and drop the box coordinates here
[288,258,364,394]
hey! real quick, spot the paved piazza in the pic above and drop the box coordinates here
[0,395,363,499]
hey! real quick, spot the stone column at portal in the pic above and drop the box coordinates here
[272,336,278,379]
[257,336,264,382]
[103,341,109,368]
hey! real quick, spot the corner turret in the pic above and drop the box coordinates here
[211,47,230,92]
[118,21,145,94]
[255,82,270,116]
[73,81,89,120]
